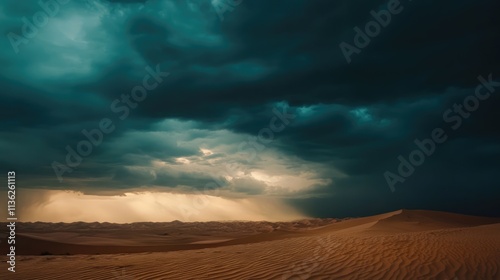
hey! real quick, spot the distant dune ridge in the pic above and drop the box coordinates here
[1,209,499,279]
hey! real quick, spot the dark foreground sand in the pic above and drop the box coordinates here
[1,210,499,279]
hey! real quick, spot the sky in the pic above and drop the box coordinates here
[0,0,499,222]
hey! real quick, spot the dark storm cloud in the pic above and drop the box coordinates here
[0,0,499,217]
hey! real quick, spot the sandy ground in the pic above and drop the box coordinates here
[1,209,499,279]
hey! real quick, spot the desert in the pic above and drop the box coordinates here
[1,209,499,280]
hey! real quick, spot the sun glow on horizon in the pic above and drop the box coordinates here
[5,189,308,223]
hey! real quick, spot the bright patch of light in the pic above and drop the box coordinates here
[10,190,307,222]
[250,172,281,184]
[176,157,191,164]
[200,148,214,156]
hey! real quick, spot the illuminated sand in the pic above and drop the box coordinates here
[1,210,499,279]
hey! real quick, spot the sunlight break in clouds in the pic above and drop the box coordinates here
[6,189,307,223]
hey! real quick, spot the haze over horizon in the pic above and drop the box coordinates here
[1,0,500,222]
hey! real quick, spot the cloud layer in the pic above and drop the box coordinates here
[1,0,499,220]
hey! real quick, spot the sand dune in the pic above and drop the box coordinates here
[1,210,499,279]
